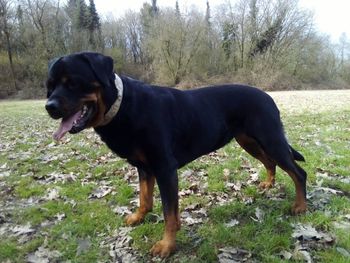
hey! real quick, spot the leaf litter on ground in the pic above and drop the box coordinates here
[278,223,336,262]
[101,227,141,262]
[217,247,253,263]
[0,92,349,262]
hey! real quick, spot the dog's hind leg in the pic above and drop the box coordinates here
[285,162,307,214]
[235,134,276,189]
[246,126,307,214]
[274,155,307,214]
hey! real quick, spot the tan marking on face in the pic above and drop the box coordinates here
[80,88,106,128]
[82,92,98,102]
[61,76,68,83]
[91,81,100,87]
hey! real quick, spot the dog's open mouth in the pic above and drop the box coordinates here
[53,104,94,141]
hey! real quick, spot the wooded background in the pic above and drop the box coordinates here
[1,0,349,98]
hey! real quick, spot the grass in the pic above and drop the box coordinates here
[0,91,349,262]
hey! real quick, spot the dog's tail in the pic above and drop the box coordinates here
[290,145,305,162]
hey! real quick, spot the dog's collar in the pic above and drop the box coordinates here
[99,74,123,126]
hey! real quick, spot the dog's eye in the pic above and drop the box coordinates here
[65,78,82,91]
[66,83,80,91]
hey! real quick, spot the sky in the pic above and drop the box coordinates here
[94,0,350,43]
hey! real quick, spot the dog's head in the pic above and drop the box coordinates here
[45,52,115,140]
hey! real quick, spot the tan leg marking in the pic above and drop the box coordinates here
[150,211,178,258]
[236,134,276,189]
[259,166,276,189]
[286,170,307,214]
[125,175,155,225]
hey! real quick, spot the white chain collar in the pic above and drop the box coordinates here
[99,74,123,126]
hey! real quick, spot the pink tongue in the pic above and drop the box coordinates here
[53,111,82,141]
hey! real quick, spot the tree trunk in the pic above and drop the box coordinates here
[4,30,18,92]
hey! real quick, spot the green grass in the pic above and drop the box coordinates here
[0,94,349,262]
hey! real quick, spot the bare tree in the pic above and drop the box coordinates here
[25,0,51,59]
[0,0,18,92]
[121,11,143,64]
[338,33,349,67]
[148,8,205,84]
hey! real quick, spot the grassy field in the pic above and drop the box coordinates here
[0,90,349,262]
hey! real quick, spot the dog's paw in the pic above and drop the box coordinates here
[125,212,144,226]
[291,202,307,215]
[259,181,274,189]
[150,239,176,258]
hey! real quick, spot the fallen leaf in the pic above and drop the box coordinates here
[278,250,292,260]
[55,213,65,221]
[179,189,192,197]
[12,223,35,236]
[194,207,207,217]
[307,186,344,210]
[104,227,141,262]
[292,223,324,240]
[226,182,242,191]
[251,207,264,223]
[181,211,203,226]
[247,172,259,184]
[27,246,62,263]
[217,247,251,263]
[242,196,254,205]
[44,188,60,201]
[184,203,201,211]
[113,206,132,216]
[291,223,335,249]
[88,186,112,199]
[224,219,239,228]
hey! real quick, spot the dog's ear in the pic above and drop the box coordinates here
[48,57,62,76]
[80,52,114,88]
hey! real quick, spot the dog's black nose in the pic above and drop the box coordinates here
[45,99,62,119]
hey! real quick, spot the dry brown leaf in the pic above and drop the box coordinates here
[27,246,62,263]
[218,247,252,263]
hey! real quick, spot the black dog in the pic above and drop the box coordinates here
[45,52,307,257]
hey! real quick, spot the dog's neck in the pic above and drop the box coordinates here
[99,74,123,126]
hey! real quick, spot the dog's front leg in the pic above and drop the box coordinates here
[150,170,180,258]
[125,168,155,225]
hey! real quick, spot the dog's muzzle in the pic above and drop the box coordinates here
[45,99,63,119]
